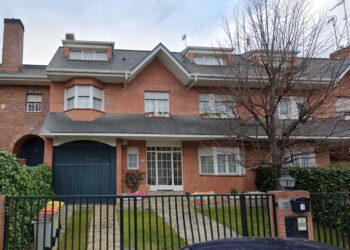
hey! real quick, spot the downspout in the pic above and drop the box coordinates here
[124,72,129,87]
[187,74,198,89]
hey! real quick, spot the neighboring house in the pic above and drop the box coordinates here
[0,18,350,195]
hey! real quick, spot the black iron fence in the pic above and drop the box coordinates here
[311,192,350,250]
[3,193,276,250]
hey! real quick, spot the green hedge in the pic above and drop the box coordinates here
[255,165,350,192]
[0,151,53,249]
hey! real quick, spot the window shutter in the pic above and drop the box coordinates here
[66,86,75,98]
[144,92,169,100]
[93,87,103,99]
[27,95,42,102]
[77,85,90,96]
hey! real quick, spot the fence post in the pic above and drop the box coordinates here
[0,196,5,250]
[119,197,124,249]
[239,194,249,236]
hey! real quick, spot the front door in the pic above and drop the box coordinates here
[147,146,183,191]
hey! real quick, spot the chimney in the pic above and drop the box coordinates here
[1,18,24,73]
[330,47,350,59]
[65,33,75,41]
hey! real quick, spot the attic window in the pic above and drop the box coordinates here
[69,51,108,61]
[194,56,225,66]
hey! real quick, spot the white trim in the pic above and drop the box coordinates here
[146,141,182,147]
[42,132,350,140]
[53,136,116,146]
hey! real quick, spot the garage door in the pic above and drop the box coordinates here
[53,140,116,195]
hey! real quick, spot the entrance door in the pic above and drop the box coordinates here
[147,146,183,191]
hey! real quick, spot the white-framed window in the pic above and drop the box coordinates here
[198,147,244,175]
[199,94,236,117]
[26,94,42,112]
[65,85,104,111]
[194,56,226,66]
[144,92,169,115]
[285,148,316,167]
[336,98,350,120]
[127,147,139,170]
[69,51,108,61]
[277,96,305,119]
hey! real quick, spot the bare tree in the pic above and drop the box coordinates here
[211,0,349,182]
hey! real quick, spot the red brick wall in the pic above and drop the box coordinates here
[49,59,204,115]
[182,141,257,193]
[0,85,49,153]
[120,140,148,193]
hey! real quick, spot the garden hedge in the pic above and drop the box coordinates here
[255,165,350,233]
[255,165,350,192]
[0,151,53,249]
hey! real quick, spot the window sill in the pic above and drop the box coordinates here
[26,111,42,113]
[145,112,171,118]
[199,173,245,177]
[64,108,104,113]
[200,113,236,119]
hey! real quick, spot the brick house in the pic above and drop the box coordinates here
[1,18,350,195]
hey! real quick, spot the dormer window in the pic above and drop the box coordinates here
[69,51,108,61]
[65,85,104,111]
[194,55,225,66]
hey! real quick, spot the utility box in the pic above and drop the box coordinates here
[285,216,309,239]
[290,197,310,213]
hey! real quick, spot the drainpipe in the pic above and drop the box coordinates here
[124,72,129,87]
[187,74,198,89]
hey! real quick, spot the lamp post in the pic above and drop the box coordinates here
[278,174,296,190]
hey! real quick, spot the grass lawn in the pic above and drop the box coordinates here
[313,222,349,249]
[58,207,92,250]
[197,206,272,237]
[118,209,186,250]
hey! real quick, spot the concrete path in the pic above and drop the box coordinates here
[150,197,238,245]
[87,205,120,250]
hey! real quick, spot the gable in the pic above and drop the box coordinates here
[127,43,192,85]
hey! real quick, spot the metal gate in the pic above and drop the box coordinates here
[3,193,276,250]
[53,140,116,195]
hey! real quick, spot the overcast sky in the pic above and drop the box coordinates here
[0,0,347,64]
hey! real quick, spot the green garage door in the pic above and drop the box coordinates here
[53,140,116,195]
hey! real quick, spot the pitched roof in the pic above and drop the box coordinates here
[0,64,47,78]
[47,44,350,83]
[42,112,350,139]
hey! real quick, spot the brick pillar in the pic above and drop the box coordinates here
[43,138,53,168]
[116,140,123,194]
[268,190,314,240]
[0,195,5,250]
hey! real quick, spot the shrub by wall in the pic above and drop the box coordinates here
[0,151,53,249]
[255,165,350,192]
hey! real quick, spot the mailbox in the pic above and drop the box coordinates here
[290,197,310,213]
[285,216,309,239]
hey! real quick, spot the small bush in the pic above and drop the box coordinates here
[255,166,277,192]
[125,170,145,192]
[230,187,238,194]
